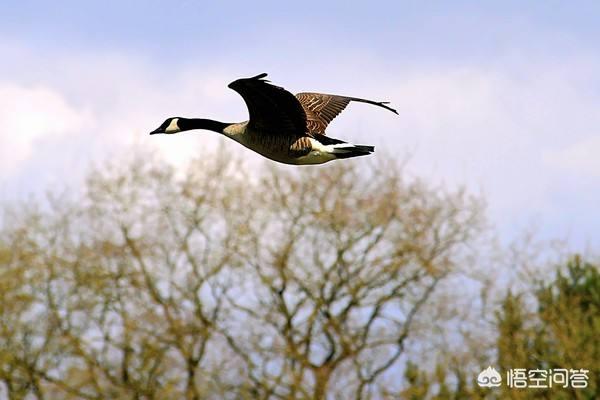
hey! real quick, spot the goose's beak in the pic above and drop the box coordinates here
[149,128,162,135]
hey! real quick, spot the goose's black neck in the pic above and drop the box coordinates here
[179,118,230,133]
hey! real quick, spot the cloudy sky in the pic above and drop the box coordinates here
[1,1,599,249]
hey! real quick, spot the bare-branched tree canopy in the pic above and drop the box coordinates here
[0,150,483,399]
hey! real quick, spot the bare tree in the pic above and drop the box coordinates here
[220,159,483,399]
[1,151,254,399]
[0,149,483,399]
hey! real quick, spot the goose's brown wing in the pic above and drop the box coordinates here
[228,73,306,136]
[295,92,398,134]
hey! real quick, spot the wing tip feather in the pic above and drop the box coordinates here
[228,73,270,89]
[251,72,268,80]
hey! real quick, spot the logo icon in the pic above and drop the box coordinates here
[477,366,502,387]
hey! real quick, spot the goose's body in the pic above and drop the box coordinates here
[149,73,397,165]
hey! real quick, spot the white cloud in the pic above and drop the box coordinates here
[0,40,599,248]
[0,45,253,201]
[543,136,600,177]
[0,83,91,177]
[322,62,600,248]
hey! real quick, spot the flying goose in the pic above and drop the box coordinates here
[149,73,397,165]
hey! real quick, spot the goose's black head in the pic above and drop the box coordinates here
[149,117,182,135]
[149,117,231,135]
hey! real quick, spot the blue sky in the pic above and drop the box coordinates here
[1,1,599,250]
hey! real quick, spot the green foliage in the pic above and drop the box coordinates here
[402,256,599,399]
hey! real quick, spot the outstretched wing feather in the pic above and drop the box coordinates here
[296,92,397,134]
[228,74,306,136]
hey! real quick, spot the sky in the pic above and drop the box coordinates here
[1,1,599,250]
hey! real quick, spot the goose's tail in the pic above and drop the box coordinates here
[311,133,374,160]
[330,143,375,159]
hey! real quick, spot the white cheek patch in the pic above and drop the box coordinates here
[165,118,180,133]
